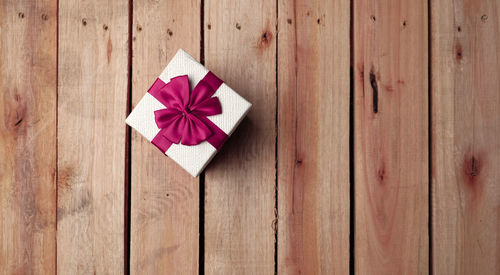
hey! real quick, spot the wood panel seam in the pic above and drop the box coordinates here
[125,0,133,274]
[274,0,279,274]
[56,0,60,273]
[349,1,355,274]
[427,0,433,273]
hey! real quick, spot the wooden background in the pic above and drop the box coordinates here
[0,0,499,274]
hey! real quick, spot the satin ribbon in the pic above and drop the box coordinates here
[148,72,228,152]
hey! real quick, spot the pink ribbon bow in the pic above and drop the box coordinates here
[148,72,228,152]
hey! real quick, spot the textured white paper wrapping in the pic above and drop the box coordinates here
[125,49,251,177]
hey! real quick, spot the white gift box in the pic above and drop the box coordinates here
[126,49,251,177]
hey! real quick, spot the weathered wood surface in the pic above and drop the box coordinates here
[129,0,201,274]
[277,0,350,274]
[57,0,129,273]
[0,1,57,274]
[1,0,500,274]
[354,0,429,274]
[203,0,277,274]
[431,0,500,274]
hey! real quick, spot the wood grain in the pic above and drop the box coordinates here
[431,0,500,274]
[57,0,128,273]
[277,0,350,274]
[203,0,276,273]
[354,0,429,273]
[5,0,500,273]
[129,0,201,274]
[0,1,57,274]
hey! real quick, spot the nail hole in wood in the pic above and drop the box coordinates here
[259,30,272,47]
[377,168,385,182]
[455,43,463,61]
[15,118,23,126]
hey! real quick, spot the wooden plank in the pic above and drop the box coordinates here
[431,0,500,274]
[203,0,276,273]
[277,0,350,274]
[353,0,428,274]
[129,0,201,274]
[0,1,57,274]
[57,0,128,273]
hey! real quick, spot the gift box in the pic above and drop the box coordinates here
[126,49,252,177]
